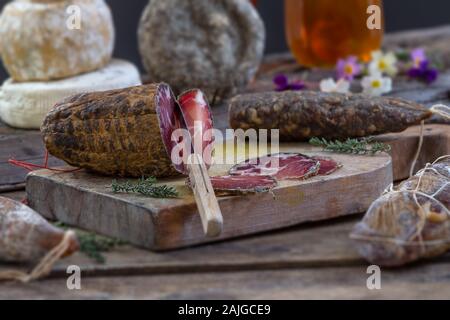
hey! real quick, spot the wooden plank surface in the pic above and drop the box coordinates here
[3,263,450,300]
[26,146,392,250]
[0,121,64,192]
[2,190,450,299]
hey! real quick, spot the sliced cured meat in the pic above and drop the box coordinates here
[311,156,342,175]
[156,84,186,174]
[209,175,277,194]
[178,89,215,169]
[229,153,320,180]
[196,153,340,196]
[156,86,215,175]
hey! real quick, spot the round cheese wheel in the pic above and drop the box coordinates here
[0,59,142,129]
[0,0,115,81]
[138,0,265,102]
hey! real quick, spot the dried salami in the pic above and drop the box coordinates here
[351,157,450,267]
[229,91,432,141]
[0,197,78,263]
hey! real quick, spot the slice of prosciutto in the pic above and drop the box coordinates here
[229,153,321,180]
[311,156,342,175]
[203,153,341,196]
[156,86,215,175]
[210,175,278,195]
[178,89,214,169]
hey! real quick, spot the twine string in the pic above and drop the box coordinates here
[409,104,450,177]
[352,155,450,249]
[0,230,76,283]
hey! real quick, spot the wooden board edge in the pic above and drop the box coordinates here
[26,173,158,249]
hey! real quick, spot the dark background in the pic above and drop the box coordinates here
[0,0,449,82]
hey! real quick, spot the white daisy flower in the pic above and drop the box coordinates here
[320,78,351,94]
[361,73,392,96]
[369,50,398,76]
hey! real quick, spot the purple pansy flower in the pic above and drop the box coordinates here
[336,56,362,81]
[273,74,305,91]
[410,48,427,68]
[407,48,438,84]
[408,59,438,84]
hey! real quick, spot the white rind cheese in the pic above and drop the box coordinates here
[0,0,115,81]
[0,59,142,129]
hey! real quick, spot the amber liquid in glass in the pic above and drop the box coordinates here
[285,0,384,67]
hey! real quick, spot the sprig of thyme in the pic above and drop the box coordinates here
[76,231,126,263]
[111,176,179,198]
[309,137,391,155]
[54,222,126,263]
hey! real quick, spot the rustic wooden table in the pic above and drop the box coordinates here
[1,26,450,299]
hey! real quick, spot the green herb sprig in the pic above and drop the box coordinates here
[77,231,125,263]
[111,177,179,198]
[309,137,391,155]
[54,222,126,263]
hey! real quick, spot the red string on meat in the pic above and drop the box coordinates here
[8,150,80,173]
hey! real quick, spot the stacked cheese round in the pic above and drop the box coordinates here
[0,60,142,129]
[0,0,114,81]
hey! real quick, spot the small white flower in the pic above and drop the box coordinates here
[361,73,392,96]
[320,78,351,94]
[369,50,398,76]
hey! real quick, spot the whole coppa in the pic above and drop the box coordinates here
[41,84,214,178]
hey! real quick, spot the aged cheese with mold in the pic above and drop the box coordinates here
[0,0,114,81]
[138,0,265,102]
[0,59,141,129]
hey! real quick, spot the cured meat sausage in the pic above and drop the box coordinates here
[229,91,432,141]
[0,197,78,263]
[351,157,450,267]
[42,84,214,178]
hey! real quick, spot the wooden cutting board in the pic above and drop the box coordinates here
[378,124,450,181]
[26,141,393,251]
[24,124,450,251]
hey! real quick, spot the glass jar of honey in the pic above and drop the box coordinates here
[285,0,384,67]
